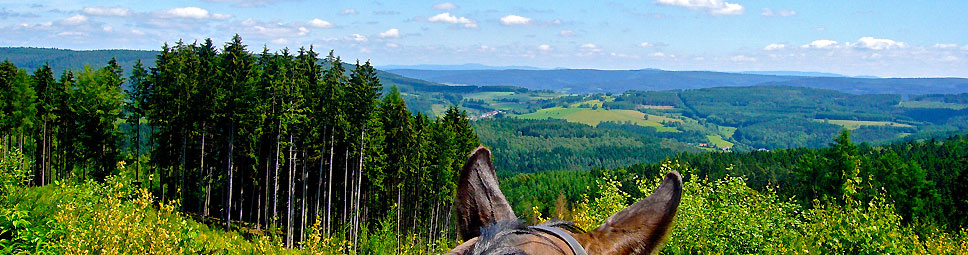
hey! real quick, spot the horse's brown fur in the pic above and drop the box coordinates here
[447,146,682,255]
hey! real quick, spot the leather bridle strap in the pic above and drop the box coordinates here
[530,226,588,255]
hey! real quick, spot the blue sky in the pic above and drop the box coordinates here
[1,0,966,77]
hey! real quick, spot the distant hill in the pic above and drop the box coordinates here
[740,71,850,77]
[387,69,968,95]
[0,47,158,74]
[379,63,546,71]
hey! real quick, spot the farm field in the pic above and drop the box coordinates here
[814,119,914,130]
[706,134,735,148]
[898,100,968,110]
[718,126,738,138]
[516,107,680,132]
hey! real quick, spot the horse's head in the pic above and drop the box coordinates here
[446,146,682,255]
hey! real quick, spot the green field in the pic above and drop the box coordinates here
[517,107,679,132]
[706,135,734,148]
[899,100,968,110]
[463,91,517,101]
[718,126,738,138]
[814,119,914,130]
[569,99,605,108]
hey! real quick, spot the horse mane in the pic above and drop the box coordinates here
[472,219,585,255]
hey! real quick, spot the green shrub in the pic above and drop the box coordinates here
[571,160,968,254]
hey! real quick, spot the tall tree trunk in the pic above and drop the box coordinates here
[201,124,209,216]
[343,148,349,230]
[396,185,402,251]
[262,132,269,230]
[135,118,141,184]
[41,122,47,186]
[181,133,187,204]
[301,149,308,246]
[225,122,235,232]
[287,134,295,248]
[354,128,364,246]
[273,119,281,228]
[238,168,245,227]
[325,126,334,237]
[315,126,326,232]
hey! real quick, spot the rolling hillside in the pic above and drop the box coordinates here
[386,68,968,95]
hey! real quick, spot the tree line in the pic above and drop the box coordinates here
[507,130,968,230]
[0,35,480,249]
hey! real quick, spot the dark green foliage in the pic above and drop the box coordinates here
[732,118,842,149]
[680,86,901,127]
[473,118,691,175]
[0,37,482,251]
[509,131,968,233]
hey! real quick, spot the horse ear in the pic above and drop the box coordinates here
[579,171,682,255]
[456,146,516,240]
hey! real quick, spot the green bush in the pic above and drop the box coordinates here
[570,160,968,255]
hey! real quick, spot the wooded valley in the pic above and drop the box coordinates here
[3,39,968,254]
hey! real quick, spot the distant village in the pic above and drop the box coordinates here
[469,110,503,120]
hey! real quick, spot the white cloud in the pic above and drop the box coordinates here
[640,42,654,47]
[500,15,532,26]
[933,43,959,49]
[298,27,309,36]
[59,15,89,25]
[433,2,459,10]
[130,29,145,35]
[102,26,112,32]
[941,56,959,62]
[559,30,575,37]
[802,39,839,49]
[82,7,131,17]
[205,0,285,8]
[650,52,675,58]
[386,43,399,48]
[346,33,368,42]
[56,31,85,37]
[428,12,477,28]
[656,0,745,16]
[577,43,603,56]
[340,8,357,15]
[271,38,289,44]
[308,18,333,28]
[763,43,787,51]
[538,44,552,51]
[761,8,796,17]
[610,52,640,59]
[848,37,906,50]
[212,13,232,19]
[731,55,757,62]
[379,28,400,38]
[478,45,495,52]
[165,7,211,19]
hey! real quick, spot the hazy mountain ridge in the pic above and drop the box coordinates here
[377,63,547,70]
[387,69,968,95]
